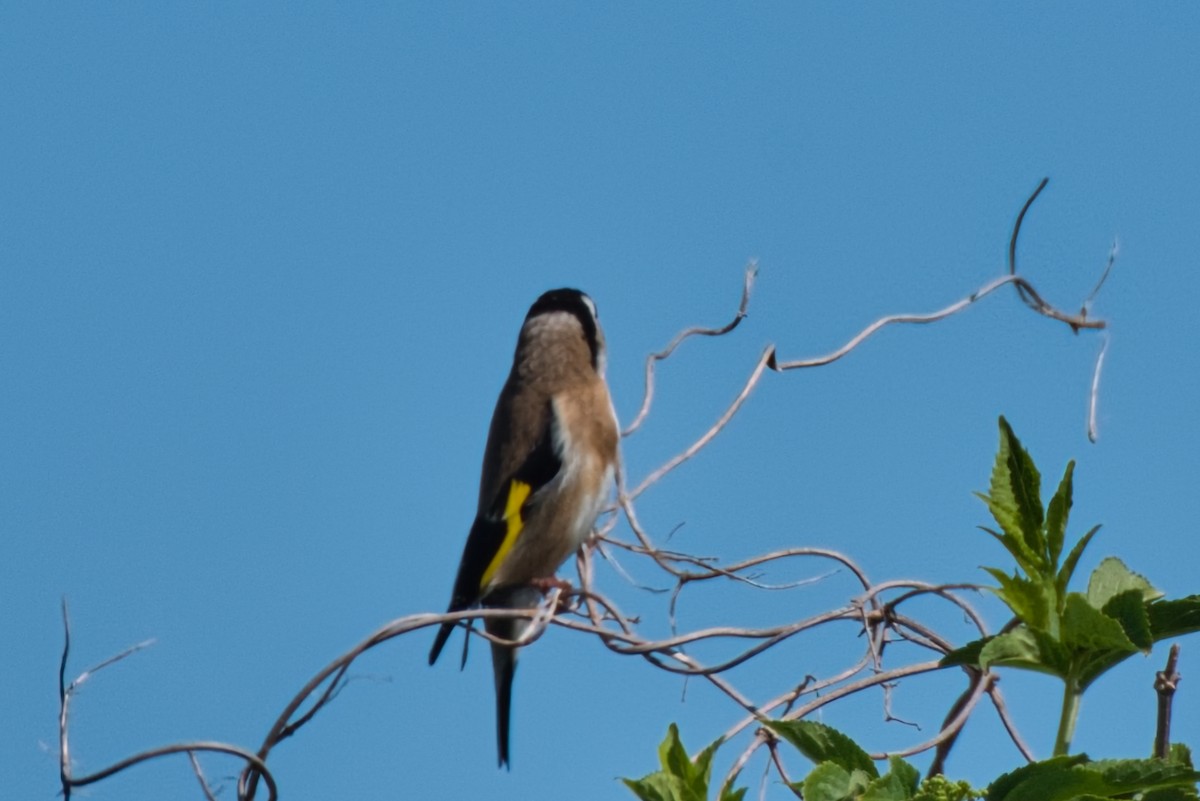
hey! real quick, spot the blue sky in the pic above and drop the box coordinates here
[4,5,1199,799]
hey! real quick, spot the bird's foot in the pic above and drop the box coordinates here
[530,576,574,593]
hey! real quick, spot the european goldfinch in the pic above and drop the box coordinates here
[428,288,619,768]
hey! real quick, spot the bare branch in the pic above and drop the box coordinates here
[628,343,774,499]
[69,742,278,801]
[188,751,221,801]
[1154,643,1182,760]
[58,599,71,801]
[879,672,994,761]
[987,683,1037,763]
[623,261,758,436]
[1083,238,1119,314]
[1009,177,1050,309]
[1088,335,1109,443]
[58,599,159,801]
[769,274,1104,376]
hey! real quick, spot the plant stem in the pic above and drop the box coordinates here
[1053,676,1081,756]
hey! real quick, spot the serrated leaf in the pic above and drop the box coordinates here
[1087,557,1163,608]
[1101,589,1153,651]
[690,739,721,799]
[984,567,1055,630]
[1044,461,1074,570]
[992,417,1046,566]
[801,762,859,801]
[623,724,721,801]
[1148,596,1200,641]
[862,757,921,801]
[1027,627,1074,675]
[1056,525,1102,597]
[658,724,696,787]
[978,511,1044,578]
[977,628,1069,677]
[941,636,987,667]
[1091,756,1200,792]
[623,774,681,801]
[1141,787,1200,801]
[986,755,1089,801]
[1062,593,1137,651]
[719,785,749,801]
[767,720,879,778]
[1169,743,1194,769]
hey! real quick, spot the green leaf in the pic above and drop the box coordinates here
[862,757,921,800]
[1092,756,1200,792]
[623,773,685,801]
[977,515,1042,579]
[940,637,987,668]
[1101,589,1153,651]
[767,720,879,778]
[1060,593,1141,687]
[986,755,1089,801]
[1061,593,1138,655]
[1086,556,1162,608]
[1148,596,1200,641]
[801,763,874,801]
[1141,787,1200,801]
[1169,743,1194,768]
[1044,460,1074,570]
[983,567,1055,631]
[718,785,748,801]
[977,627,1069,677]
[990,416,1046,568]
[988,754,1200,801]
[1026,628,1074,676]
[623,724,733,801]
[1056,524,1102,598]
[659,724,694,785]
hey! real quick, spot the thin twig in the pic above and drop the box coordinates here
[987,683,1037,763]
[1154,643,1182,760]
[58,599,158,801]
[767,738,802,799]
[68,742,278,801]
[1083,238,1119,314]
[877,672,994,761]
[622,262,757,436]
[769,274,1104,373]
[629,344,774,499]
[58,599,71,801]
[188,751,220,801]
[1009,178,1050,309]
[1088,335,1109,443]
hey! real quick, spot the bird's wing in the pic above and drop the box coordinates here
[428,402,561,665]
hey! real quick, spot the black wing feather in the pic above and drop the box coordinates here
[428,405,562,665]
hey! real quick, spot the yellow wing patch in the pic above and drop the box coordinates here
[479,479,532,589]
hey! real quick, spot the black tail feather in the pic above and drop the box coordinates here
[428,620,456,666]
[492,638,517,769]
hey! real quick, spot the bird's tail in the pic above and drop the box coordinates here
[485,585,544,769]
[428,619,457,666]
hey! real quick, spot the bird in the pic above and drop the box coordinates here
[428,287,619,768]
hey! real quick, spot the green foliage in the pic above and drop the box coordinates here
[766,720,963,801]
[984,750,1200,801]
[766,719,879,778]
[943,417,1200,754]
[626,418,1199,801]
[622,724,746,801]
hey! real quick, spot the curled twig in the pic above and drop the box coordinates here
[623,262,758,436]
